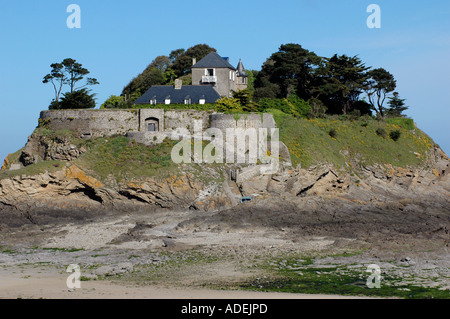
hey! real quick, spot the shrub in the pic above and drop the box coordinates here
[376,128,387,138]
[307,98,327,118]
[328,128,337,139]
[258,95,311,118]
[286,95,311,118]
[58,88,96,109]
[385,118,415,130]
[216,97,242,113]
[101,95,126,109]
[389,130,401,141]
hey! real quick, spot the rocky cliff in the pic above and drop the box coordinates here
[1,143,448,228]
[1,116,449,229]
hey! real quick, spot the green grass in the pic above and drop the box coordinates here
[74,136,180,184]
[268,109,436,169]
[240,255,450,299]
[385,117,415,130]
[42,247,84,253]
[0,160,65,180]
[1,112,439,183]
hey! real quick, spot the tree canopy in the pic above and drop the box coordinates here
[254,43,404,118]
[43,58,98,109]
[365,68,397,117]
[121,44,217,100]
[107,42,407,119]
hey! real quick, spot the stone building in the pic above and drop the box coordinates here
[135,52,248,105]
[191,52,247,98]
[235,59,248,91]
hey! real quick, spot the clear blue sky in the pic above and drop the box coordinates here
[1,0,449,162]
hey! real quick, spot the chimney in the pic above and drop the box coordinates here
[174,79,182,90]
[192,58,196,66]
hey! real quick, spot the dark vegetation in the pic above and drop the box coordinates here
[43,58,99,110]
[99,43,409,122]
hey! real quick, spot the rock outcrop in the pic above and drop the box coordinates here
[0,163,233,225]
[20,132,87,166]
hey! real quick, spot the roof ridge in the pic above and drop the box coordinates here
[192,52,236,70]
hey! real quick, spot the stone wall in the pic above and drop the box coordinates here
[164,110,211,134]
[40,109,141,138]
[39,109,276,140]
[209,113,276,132]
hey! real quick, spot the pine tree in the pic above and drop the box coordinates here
[386,92,408,117]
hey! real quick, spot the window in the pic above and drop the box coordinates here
[184,96,191,105]
[232,72,235,81]
[206,68,214,76]
[199,95,206,105]
[150,96,157,105]
[165,95,171,105]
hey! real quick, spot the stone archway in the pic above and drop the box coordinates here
[145,117,159,132]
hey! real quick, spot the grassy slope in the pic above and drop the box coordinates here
[0,111,438,182]
[269,109,436,169]
[74,136,179,184]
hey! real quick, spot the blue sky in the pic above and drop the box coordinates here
[0,0,449,162]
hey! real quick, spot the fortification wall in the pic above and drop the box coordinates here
[209,113,276,132]
[164,110,211,133]
[40,109,140,138]
[39,109,276,140]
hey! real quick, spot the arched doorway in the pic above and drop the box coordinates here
[145,117,160,132]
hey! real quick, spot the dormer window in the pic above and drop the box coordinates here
[165,95,171,105]
[184,95,191,105]
[199,95,206,105]
[149,96,157,105]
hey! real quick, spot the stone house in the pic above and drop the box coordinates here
[134,52,248,105]
[191,52,248,98]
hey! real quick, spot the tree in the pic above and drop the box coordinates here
[255,44,321,100]
[162,68,177,84]
[386,92,408,117]
[122,44,216,96]
[101,95,126,109]
[151,55,171,73]
[43,58,99,108]
[245,69,257,96]
[365,68,396,118]
[122,67,164,96]
[43,62,65,103]
[52,88,96,110]
[312,54,369,114]
[61,58,99,93]
[169,48,185,64]
[232,89,258,112]
[171,44,216,76]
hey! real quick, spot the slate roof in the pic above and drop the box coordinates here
[192,52,236,70]
[134,85,221,105]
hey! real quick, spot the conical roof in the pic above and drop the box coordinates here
[236,59,247,77]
